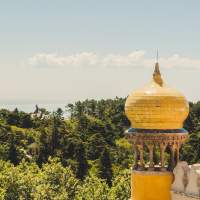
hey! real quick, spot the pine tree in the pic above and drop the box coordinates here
[8,134,19,165]
[99,147,113,186]
[75,142,88,180]
[37,130,49,166]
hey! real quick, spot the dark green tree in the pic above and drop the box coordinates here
[99,147,113,187]
[75,142,88,180]
[8,134,19,165]
[37,130,49,166]
[21,114,33,128]
[7,108,20,126]
[87,133,106,160]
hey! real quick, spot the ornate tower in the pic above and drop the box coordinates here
[125,62,189,200]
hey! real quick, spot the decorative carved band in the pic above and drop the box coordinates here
[126,131,188,172]
[126,132,188,146]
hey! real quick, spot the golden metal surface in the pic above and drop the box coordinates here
[125,63,189,129]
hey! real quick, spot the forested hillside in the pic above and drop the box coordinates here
[0,98,199,199]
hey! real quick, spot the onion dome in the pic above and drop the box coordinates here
[125,62,189,130]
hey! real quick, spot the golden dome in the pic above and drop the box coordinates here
[125,62,189,130]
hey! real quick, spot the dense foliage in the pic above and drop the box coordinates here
[0,97,199,199]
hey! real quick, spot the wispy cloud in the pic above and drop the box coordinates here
[28,51,200,69]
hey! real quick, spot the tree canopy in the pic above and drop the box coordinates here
[0,98,199,199]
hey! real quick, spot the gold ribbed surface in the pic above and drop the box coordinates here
[125,63,189,129]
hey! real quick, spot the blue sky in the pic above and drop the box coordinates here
[0,0,200,103]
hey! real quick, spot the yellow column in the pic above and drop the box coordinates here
[147,144,154,171]
[131,171,173,200]
[137,145,145,170]
[160,143,167,171]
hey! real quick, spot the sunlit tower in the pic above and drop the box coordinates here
[125,60,189,200]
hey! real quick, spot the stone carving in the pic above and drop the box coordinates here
[172,162,200,199]
[185,164,200,197]
[172,162,189,193]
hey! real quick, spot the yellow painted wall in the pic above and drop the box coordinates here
[132,171,173,200]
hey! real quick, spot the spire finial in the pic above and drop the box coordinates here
[153,50,163,86]
[156,49,159,63]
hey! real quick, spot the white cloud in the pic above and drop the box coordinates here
[29,52,99,68]
[28,51,200,69]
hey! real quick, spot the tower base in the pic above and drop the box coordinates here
[132,170,173,200]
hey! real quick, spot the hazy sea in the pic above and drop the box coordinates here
[0,102,69,113]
